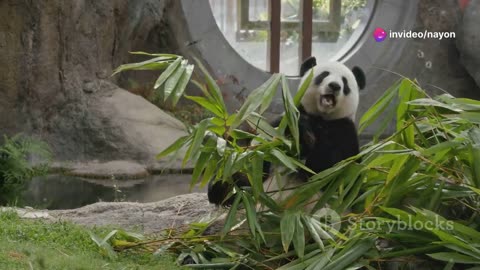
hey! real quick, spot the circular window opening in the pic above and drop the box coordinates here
[209,0,375,76]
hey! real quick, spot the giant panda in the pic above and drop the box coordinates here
[208,56,366,206]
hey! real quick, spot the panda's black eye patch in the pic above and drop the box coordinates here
[342,77,351,95]
[314,71,330,85]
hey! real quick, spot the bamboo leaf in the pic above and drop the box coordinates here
[323,237,375,270]
[242,192,265,242]
[275,71,312,135]
[294,69,313,106]
[231,74,282,130]
[271,149,297,172]
[381,207,413,223]
[469,186,480,195]
[457,112,480,124]
[154,57,182,89]
[258,192,282,212]
[249,153,265,199]
[260,74,282,114]
[396,79,414,131]
[306,248,335,270]
[303,216,325,251]
[112,56,175,76]
[469,143,480,188]
[293,214,305,258]
[386,155,409,182]
[277,250,323,270]
[183,120,210,166]
[223,152,237,181]
[185,95,224,117]
[432,230,477,253]
[193,57,227,115]
[428,252,480,264]
[164,60,187,101]
[312,163,363,211]
[246,113,281,140]
[408,98,463,112]
[170,64,194,106]
[359,80,400,133]
[129,51,179,58]
[281,212,296,253]
[156,135,190,159]
[200,158,218,188]
[191,151,212,189]
[311,219,334,241]
[447,97,480,111]
[220,194,242,238]
[281,75,300,153]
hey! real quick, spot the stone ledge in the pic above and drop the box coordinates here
[3,193,221,234]
[49,160,195,180]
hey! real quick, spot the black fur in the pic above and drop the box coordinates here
[342,77,351,95]
[208,163,271,205]
[314,71,330,86]
[297,106,359,174]
[300,56,317,77]
[302,57,365,91]
[352,66,366,90]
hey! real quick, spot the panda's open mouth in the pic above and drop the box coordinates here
[320,94,337,107]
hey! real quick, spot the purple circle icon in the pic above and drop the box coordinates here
[373,27,387,42]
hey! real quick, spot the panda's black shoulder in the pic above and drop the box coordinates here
[297,108,359,170]
[298,105,356,135]
[302,111,357,140]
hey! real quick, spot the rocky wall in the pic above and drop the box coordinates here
[0,0,186,163]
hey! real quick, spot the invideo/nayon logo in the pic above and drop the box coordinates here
[373,27,387,42]
[373,28,456,42]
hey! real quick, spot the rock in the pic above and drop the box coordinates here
[51,193,217,234]
[0,0,185,164]
[1,207,53,220]
[457,0,480,87]
[65,160,149,179]
[87,80,188,163]
[5,193,219,234]
[83,81,98,94]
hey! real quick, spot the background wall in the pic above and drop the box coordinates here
[171,0,480,141]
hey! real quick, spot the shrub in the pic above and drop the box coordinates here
[0,135,51,205]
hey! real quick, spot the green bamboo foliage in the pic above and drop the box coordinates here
[0,135,51,205]
[113,54,480,269]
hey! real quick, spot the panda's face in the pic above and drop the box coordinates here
[300,61,365,120]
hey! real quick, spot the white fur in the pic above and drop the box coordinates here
[300,62,360,120]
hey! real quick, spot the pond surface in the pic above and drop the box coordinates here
[21,174,206,210]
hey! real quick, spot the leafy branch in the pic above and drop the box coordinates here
[112,52,480,269]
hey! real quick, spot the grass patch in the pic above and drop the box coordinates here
[0,211,184,270]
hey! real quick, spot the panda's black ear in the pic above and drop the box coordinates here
[352,66,366,90]
[300,56,317,77]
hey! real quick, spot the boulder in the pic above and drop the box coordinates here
[5,193,218,234]
[457,0,480,87]
[54,160,150,180]
[0,0,184,163]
